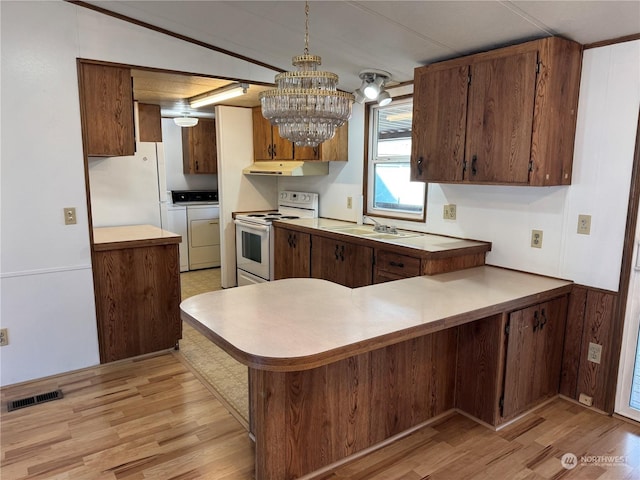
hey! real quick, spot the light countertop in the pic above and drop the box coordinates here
[180,266,572,371]
[274,218,490,253]
[93,224,181,251]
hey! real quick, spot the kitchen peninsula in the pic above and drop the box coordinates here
[93,225,182,363]
[180,266,573,480]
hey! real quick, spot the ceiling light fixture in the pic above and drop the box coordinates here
[173,113,199,128]
[354,69,392,106]
[189,83,249,109]
[259,1,354,147]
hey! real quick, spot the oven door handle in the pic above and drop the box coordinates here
[234,219,271,233]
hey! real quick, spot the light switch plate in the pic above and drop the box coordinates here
[577,214,591,235]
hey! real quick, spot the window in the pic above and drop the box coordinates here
[366,98,426,221]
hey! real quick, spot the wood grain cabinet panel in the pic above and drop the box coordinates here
[411,37,582,186]
[252,107,294,161]
[182,118,217,174]
[373,249,421,283]
[273,227,311,279]
[311,235,373,288]
[93,244,181,363]
[137,103,162,142]
[79,62,135,157]
[501,296,568,422]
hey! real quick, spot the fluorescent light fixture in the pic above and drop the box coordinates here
[189,83,249,109]
[174,115,198,127]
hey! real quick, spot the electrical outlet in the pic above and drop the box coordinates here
[443,204,457,220]
[577,214,591,235]
[0,328,8,347]
[64,207,77,225]
[347,197,352,209]
[531,229,543,248]
[587,342,602,364]
[578,393,594,407]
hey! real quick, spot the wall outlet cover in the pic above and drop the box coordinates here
[443,204,457,220]
[0,328,8,347]
[578,393,594,407]
[577,214,592,235]
[531,229,543,248]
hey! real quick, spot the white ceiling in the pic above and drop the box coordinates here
[85,1,639,110]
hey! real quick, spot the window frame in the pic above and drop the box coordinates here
[363,95,426,222]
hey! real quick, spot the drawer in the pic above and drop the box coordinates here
[376,250,421,277]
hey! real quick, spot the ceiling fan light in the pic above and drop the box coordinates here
[377,90,392,106]
[174,116,198,127]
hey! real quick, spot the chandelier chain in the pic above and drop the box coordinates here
[304,1,309,56]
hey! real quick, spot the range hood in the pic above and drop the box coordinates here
[243,161,329,176]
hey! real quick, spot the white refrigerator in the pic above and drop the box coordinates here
[88,142,168,229]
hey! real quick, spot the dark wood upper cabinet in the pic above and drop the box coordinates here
[138,103,162,143]
[411,37,582,186]
[252,107,294,161]
[182,118,217,174]
[79,62,135,157]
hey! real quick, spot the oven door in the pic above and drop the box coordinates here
[234,219,271,281]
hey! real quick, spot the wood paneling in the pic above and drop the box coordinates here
[560,286,588,398]
[455,314,505,425]
[577,289,618,410]
[250,329,458,480]
[93,244,181,363]
[137,103,162,142]
[294,123,349,161]
[422,252,488,275]
[79,62,135,157]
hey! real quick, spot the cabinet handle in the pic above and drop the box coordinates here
[334,244,340,260]
[539,309,547,331]
[416,156,424,176]
[272,144,277,157]
[340,245,345,261]
[195,160,199,171]
[288,233,296,248]
[471,155,478,176]
[389,261,405,268]
[268,144,273,157]
[533,310,540,332]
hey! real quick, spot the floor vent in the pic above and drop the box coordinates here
[7,389,64,412]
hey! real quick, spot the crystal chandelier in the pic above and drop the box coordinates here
[260,1,354,147]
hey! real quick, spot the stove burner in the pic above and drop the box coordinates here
[247,214,266,217]
[263,217,280,221]
[269,212,283,216]
[280,216,300,220]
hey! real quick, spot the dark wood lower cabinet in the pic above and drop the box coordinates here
[455,296,568,426]
[93,244,181,363]
[273,227,311,279]
[311,236,373,288]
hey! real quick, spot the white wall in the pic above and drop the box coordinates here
[282,40,640,293]
[1,0,638,386]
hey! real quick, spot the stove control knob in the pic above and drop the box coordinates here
[280,192,288,200]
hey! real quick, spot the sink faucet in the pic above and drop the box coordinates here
[363,216,397,234]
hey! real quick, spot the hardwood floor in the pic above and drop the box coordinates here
[2,352,640,479]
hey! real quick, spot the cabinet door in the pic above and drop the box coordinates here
[465,52,537,184]
[534,296,568,400]
[79,63,135,157]
[183,118,217,174]
[311,236,373,288]
[411,64,468,182]
[138,103,162,142]
[294,123,349,161]
[502,304,538,419]
[273,227,311,279]
[252,107,274,160]
[271,125,294,160]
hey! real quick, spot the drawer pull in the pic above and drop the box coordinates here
[389,261,404,268]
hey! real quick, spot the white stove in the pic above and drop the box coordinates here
[234,191,318,285]
[235,191,319,225]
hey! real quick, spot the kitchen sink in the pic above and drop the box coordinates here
[321,225,422,239]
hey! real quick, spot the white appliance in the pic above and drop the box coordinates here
[235,191,319,286]
[88,142,168,228]
[171,191,220,271]
[167,204,188,272]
